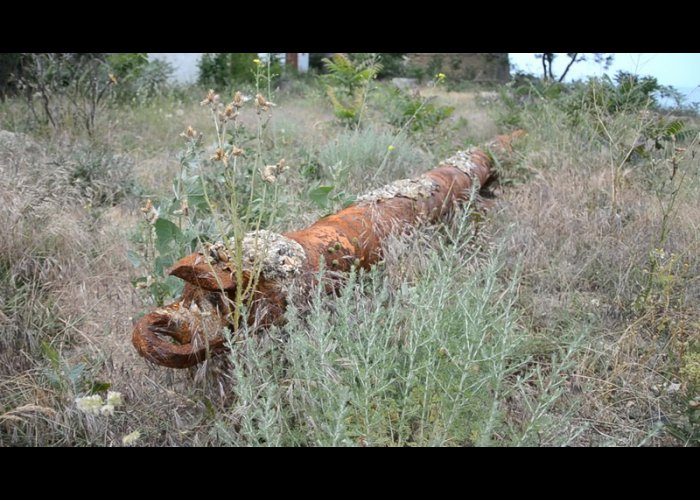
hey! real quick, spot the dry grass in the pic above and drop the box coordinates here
[1,78,698,446]
[491,106,700,445]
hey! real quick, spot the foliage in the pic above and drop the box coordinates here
[107,54,174,103]
[351,53,406,79]
[378,85,455,133]
[320,53,382,125]
[0,53,24,99]
[198,53,280,89]
[10,53,115,136]
[2,59,700,447]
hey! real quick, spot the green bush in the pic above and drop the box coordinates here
[320,54,381,125]
[351,53,406,79]
[377,86,455,133]
[198,53,279,89]
[107,54,174,103]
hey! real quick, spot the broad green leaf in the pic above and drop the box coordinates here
[309,186,335,209]
[154,217,182,254]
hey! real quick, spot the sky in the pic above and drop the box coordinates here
[509,53,700,104]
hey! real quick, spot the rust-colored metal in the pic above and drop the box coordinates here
[132,131,524,368]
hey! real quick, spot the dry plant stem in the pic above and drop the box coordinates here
[132,131,524,368]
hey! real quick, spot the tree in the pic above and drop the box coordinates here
[537,53,614,83]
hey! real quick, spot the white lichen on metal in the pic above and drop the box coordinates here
[237,230,307,282]
[201,230,307,282]
[441,148,481,179]
[357,176,438,203]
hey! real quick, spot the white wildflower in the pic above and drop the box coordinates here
[75,395,104,416]
[122,430,141,446]
[100,404,115,416]
[106,391,123,407]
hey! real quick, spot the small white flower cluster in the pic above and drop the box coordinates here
[122,430,141,446]
[75,391,123,417]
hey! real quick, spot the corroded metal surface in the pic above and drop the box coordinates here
[132,131,523,368]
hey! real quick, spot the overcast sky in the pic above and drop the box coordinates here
[509,53,700,102]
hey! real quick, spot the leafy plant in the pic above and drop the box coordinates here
[351,53,406,79]
[198,53,281,90]
[378,86,454,133]
[307,184,355,213]
[108,54,174,103]
[320,53,382,125]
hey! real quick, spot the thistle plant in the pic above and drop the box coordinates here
[132,57,290,335]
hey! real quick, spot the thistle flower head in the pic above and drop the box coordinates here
[261,165,277,184]
[140,199,159,225]
[180,125,199,140]
[211,148,229,167]
[255,94,276,113]
[200,89,220,106]
[232,91,245,108]
[261,159,290,184]
[222,103,237,122]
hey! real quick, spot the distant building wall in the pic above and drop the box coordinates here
[406,53,510,83]
[149,53,203,83]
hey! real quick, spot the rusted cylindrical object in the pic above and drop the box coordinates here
[133,132,523,368]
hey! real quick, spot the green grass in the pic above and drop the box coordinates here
[0,74,698,446]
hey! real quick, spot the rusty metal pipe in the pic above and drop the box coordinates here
[132,132,523,368]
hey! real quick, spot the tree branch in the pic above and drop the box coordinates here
[558,53,579,83]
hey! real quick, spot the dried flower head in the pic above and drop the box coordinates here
[180,125,199,140]
[232,91,245,108]
[255,93,276,113]
[261,159,290,184]
[211,148,229,167]
[173,199,189,216]
[141,199,152,213]
[261,165,277,184]
[222,103,238,122]
[200,89,220,106]
[141,199,159,225]
[231,146,245,157]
